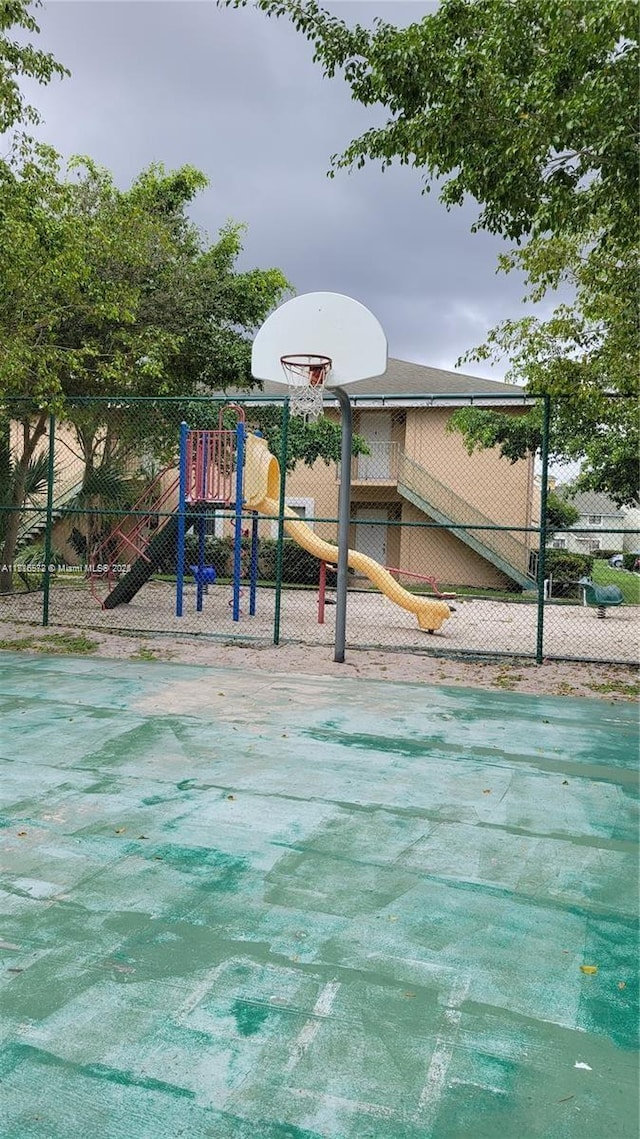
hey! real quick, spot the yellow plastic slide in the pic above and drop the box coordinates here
[244,434,451,633]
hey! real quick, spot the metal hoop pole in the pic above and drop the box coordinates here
[318,560,326,624]
[42,413,56,627]
[536,394,551,664]
[273,400,290,646]
[233,421,245,622]
[333,386,353,664]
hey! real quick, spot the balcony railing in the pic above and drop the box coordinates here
[339,441,401,483]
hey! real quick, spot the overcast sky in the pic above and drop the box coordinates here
[28,0,535,378]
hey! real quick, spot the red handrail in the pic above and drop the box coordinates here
[384,566,456,599]
[89,466,180,606]
[316,559,455,622]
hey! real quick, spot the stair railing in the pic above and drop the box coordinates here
[398,451,535,579]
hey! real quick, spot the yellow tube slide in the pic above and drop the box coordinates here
[244,434,451,633]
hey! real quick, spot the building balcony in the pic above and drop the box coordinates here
[338,441,401,485]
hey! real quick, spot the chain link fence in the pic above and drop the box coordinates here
[1,393,637,665]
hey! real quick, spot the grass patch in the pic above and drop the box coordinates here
[0,637,35,651]
[491,666,525,690]
[586,679,640,698]
[130,645,160,661]
[554,681,578,696]
[130,644,174,661]
[592,561,640,604]
[0,632,98,655]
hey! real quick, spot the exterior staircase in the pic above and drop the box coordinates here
[397,451,536,589]
[16,479,85,551]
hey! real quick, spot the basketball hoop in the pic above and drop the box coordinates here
[280,353,332,423]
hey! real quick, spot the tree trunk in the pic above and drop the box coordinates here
[0,412,48,594]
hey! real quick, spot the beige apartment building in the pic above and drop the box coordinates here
[252,358,540,591]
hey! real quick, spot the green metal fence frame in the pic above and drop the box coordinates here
[0,392,637,666]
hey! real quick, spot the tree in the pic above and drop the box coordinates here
[0,410,49,567]
[545,488,579,538]
[0,4,361,592]
[0,157,290,589]
[452,223,638,506]
[226,0,639,503]
[233,404,368,472]
[1,0,68,144]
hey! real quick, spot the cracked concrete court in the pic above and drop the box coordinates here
[0,652,638,1138]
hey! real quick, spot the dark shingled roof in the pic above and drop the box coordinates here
[332,357,519,399]
[569,491,624,517]
[225,357,528,405]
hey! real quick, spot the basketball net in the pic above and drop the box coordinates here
[280,354,332,424]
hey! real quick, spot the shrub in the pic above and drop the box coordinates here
[545,550,594,598]
[13,544,67,592]
[258,539,320,585]
[156,533,321,586]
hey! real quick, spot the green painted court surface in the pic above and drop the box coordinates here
[0,653,638,1139]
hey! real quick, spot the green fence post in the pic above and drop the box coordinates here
[42,413,56,627]
[536,395,551,664]
[273,399,290,646]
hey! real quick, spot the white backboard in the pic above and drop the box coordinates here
[252,292,387,388]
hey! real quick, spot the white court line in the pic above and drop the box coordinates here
[173,962,229,1021]
[284,979,341,1073]
[416,977,471,1130]
[289,1086,397,1120]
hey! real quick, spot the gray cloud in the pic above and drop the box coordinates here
[30,1,533,377]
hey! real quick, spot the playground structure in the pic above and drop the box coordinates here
[89,407,255,616]
[87,405,452,634]
[175,408,259,621]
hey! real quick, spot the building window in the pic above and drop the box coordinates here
[588,539,602,552]
[552,539,567,549]
[270,498,315,537]
[587,515,602,525]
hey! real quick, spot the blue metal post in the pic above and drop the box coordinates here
[249,511,259,616]
[232,421,245,622]
[196,512,205,612]
[176,421,189,617]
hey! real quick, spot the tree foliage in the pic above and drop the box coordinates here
[545,489,579,536]
[448,390,638,509]
[0,156,290,408]
[0,0,68,142]
[227,0,636,243]
[1,2,367,591]
[226,0,639,503]
[241,404,368,471]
